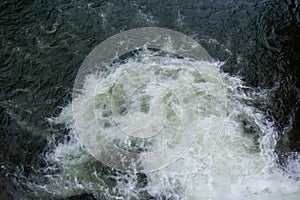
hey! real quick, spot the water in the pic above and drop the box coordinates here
[1,0,300,199]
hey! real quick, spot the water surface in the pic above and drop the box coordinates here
[1,0,300,199]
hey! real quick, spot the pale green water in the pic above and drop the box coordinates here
[44,52,300,199]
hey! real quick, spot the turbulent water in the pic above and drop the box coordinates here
[1,0,300,200]
[41,51,299,199]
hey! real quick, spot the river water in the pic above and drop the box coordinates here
[1,0,300,199]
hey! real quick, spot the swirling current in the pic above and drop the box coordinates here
[1,0,300,199]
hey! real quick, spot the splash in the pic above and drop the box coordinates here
[34,28,300,199]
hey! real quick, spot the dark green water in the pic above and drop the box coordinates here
[1,0,300,199]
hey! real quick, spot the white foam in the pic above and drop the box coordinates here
[40,52,300,199]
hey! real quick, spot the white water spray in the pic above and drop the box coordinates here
[38,28,300,199]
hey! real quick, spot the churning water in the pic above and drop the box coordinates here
[1,0,300,200]
[46,50,300,199]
